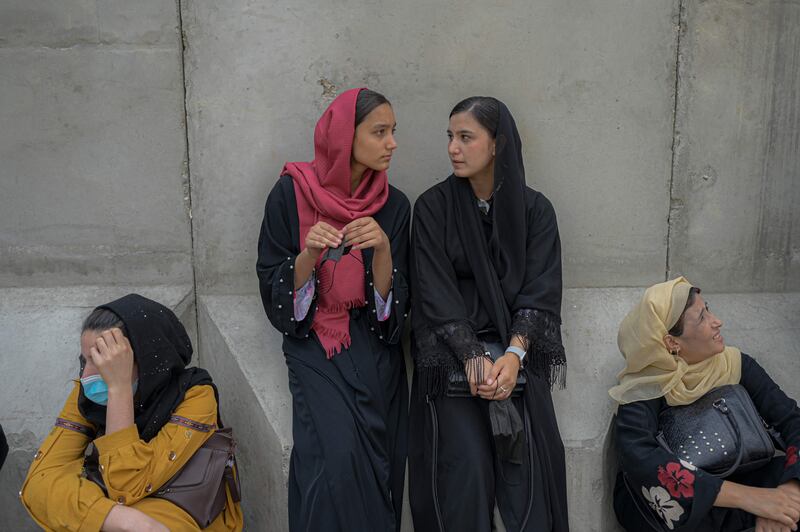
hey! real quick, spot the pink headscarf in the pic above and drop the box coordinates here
[281,88,390,357]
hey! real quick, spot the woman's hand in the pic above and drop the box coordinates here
[756,516,795,532]
[89,328,134,392]
[478,353,520,400]
[465,356,494,397]
[101,505,169,532]
[739,486,800,529]
[304,221,343,260]
[779,480,800,499]
[343,217,389,253]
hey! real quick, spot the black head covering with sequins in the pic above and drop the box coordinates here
[78,294,214,441]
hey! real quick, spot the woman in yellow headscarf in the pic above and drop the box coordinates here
[610,278,800,531]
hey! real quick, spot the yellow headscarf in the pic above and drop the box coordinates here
[609,277,741,406]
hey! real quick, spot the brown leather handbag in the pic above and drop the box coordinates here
[85,427,241,528]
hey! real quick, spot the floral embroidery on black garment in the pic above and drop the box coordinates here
[657,461,696,498]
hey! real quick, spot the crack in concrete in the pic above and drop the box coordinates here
[666,0,686,281]
[175,0,201,352]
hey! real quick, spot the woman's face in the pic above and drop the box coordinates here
[80,330,138,383]
[447,111,496,180]
[666,295,725,364]
[351,103,397,173]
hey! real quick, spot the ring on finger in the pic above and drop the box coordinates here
[499,385,508,393]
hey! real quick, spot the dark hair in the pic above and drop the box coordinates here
[668,286,702,337]
[355,89,390,127]
[82,307,127,337]
[449,96,500,138]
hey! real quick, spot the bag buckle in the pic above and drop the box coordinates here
[713,398,729,413]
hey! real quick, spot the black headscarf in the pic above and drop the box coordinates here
[429,100,561,337]
[78,294,213,442]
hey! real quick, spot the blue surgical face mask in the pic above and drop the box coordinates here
[80,374,139,406]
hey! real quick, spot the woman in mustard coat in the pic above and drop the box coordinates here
[20,294,243,531]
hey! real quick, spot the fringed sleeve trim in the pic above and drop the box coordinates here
[413,321,491,399]
[510,308,567,389]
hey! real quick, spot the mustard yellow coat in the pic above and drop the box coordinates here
[20,382,243,531]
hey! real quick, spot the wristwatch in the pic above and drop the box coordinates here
[505,345,526,366]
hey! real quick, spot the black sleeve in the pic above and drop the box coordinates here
[615,399,723,531]
[740,353,800,484]
[508,192,566,387]
[362,188,411,345]
[410,190,485,363]
[0,423,7,471]
[256,176,316,339]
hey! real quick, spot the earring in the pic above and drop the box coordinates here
[670,349,679,357]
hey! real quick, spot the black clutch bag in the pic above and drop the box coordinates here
[446,340,526,398]
[656,384,775,477]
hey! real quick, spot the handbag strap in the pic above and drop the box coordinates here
[711,398,746,478]
[427,396,446,532]
[224,456,242,503]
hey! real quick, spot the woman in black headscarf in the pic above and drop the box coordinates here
[408,97,569,531]
[20,294,243,531]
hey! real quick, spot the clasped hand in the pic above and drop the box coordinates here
[465,354,520,401]
[304,218,389,260]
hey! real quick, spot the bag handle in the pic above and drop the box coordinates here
[711,398,746,478]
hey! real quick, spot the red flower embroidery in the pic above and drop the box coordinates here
[658,462,695,499]
[786,446,798,468]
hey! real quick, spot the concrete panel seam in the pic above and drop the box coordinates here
[175,0,200,346]
[666,0,686,281]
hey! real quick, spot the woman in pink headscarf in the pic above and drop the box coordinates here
[257,88,410,531]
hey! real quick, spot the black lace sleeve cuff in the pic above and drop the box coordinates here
[435,321,486,361]
[412,327,457,399]
[510,308,567,389]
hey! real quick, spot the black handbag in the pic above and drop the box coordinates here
[622,384,777,532]
[85,427,241,528]
[656,384,775,477]
[446,338,526,398]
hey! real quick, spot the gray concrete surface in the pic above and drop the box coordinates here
[0,0,193,288]
[198,295,292,531]
[181,0,679,294]
[669,0,800,292]
[0,285,194,530]
[3,0,800,530]
[197,288,800,531]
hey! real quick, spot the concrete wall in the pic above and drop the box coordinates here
[0,0,193,288]
[2,0,799,530]
[182,0,800,296]
[669,0,800,292]
[182,0,680,294]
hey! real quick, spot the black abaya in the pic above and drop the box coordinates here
[408,100,569,532]
[257,175,410,532]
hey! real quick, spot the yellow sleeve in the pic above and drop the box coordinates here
[93,384,218,506]
[20,381,116,532]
